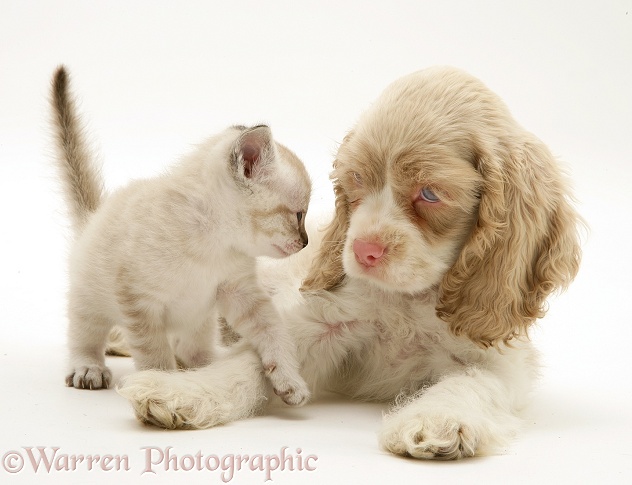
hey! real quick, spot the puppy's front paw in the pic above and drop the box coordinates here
[66,365,112,390]
[116,371,193,429]
[117,370,236,430]
[265,363,310,407]
[379,414,478,460]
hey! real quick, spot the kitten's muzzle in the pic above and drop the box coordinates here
[300,229,308,248]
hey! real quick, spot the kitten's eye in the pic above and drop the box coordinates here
[418,187,440,203]
[297,212,304,224]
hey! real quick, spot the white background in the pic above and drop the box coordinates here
[1,1,631,483]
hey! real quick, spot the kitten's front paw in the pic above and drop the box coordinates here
[66,365,112,390]
[265,364,310,407]
[379,413,478,460]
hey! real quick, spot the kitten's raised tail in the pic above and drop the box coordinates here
[50,66,103,234]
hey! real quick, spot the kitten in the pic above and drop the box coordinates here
[49,66,311,406]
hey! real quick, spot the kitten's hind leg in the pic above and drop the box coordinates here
[171,318,216,369]
[105,326,131,357]
[125,322,177,372]
[116,275,178,371]
[120,304,178,372]
[66,310,113,390]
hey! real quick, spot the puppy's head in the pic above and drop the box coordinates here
[302,67,582,347]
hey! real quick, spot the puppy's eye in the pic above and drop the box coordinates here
[352,172,363,185]
[297,212,304,224]
[418,187,440,203]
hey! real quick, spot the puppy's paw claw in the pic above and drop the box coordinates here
[380,415,479,460]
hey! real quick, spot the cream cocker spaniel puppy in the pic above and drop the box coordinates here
[118,66,581,460]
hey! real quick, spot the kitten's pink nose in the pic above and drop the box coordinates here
[353,239,385,267]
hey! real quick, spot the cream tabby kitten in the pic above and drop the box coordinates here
[50,66,311,406]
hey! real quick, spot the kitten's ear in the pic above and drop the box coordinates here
[234,125,273,179]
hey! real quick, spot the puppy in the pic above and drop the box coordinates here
[118,66,581,459]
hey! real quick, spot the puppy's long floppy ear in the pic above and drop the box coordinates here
[437,134,582,347]
[300,168,349,292]
[300,136,354,292]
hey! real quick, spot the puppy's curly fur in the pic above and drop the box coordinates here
[118,67,582,459]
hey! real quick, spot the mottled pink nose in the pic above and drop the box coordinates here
[353,239,385,267]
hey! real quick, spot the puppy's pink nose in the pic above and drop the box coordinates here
[353,239,385,267]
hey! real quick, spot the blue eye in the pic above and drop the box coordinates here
[419,187,440,203]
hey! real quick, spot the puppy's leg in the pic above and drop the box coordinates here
[117,342,267,429]
[378,357,532,459]
[66,308,113,389]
